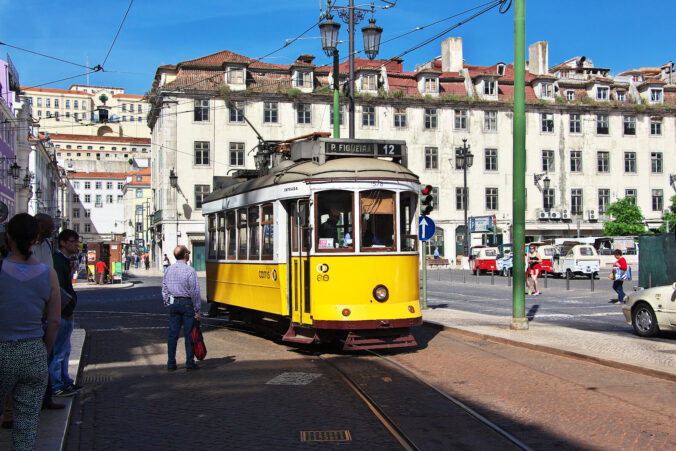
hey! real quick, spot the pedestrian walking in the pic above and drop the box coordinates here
[144,254,150,270]
[31,213,55,269]
[433,247,440,259]
[0,213,61,450]
[162,246,201,371]
[525,244,542,296]
[163,254,170,272]
[133,253,139,269]
[611,249,628,304]
[51,229,83,397]
[125,254,131,271]
[95,259,108,285]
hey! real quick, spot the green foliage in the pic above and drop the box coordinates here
[658,195,676,233]
[285,88,302,99]
[378,88,389,98]
[603,197,646,236]
[98,93,108,104]
[391,90,404,98]
[218,85,231,97]
[580,95,594,105]
[554,95,567,104]
[441,94,460,102]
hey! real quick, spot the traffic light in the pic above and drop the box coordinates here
[421,185,434,216]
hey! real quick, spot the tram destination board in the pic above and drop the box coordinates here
[324,141,403,157]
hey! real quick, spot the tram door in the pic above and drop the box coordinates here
[289,200,311,325]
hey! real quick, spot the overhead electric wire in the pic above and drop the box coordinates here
[101,0,135,68]
[0,41,97,71]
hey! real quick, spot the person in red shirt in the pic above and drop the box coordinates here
[95,260,108,285]
[611,249,628,303]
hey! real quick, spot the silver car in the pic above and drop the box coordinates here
[622,283,676,337]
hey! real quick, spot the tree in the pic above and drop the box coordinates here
[603,197,646,236]
[658,195,676,233]
[98,93,108,105]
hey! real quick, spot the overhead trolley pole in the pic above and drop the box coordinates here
[511,0,528,330]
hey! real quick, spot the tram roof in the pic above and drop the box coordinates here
[204,157,419,203]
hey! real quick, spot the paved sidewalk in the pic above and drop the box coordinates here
[423,307,675,380]
[0,329,85,451]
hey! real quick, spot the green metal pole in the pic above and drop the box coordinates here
[333,50,340,138]
[511,0,528,330]
[422,238,427,309]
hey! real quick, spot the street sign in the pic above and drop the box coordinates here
[470,215,494,233]
[419,216,436,241]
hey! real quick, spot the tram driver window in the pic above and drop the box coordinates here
[226,211,236,259]
[261,204,274,260]
[237,209,247,259]
[360,190,395,250]
[400,191,418,251]
[217,213,226,259]
[248,206,260,260]
[316,190,353,250]
[208,214,217,259]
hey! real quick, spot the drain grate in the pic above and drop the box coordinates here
[82,375,112,384]
[300,430,352,442]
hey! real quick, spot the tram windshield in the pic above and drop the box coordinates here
[317,190,353,250]
[360,190,395,250]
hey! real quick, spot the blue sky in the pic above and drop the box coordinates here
[1,1,673,95]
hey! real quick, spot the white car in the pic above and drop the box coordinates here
[622,283,676,337]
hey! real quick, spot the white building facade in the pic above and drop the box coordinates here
[148,39,676,260]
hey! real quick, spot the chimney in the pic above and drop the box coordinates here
[441,37,463,73]
[528,41,548,75]
[296,54,316,65]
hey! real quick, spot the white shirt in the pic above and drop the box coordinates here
[31,238,54,269]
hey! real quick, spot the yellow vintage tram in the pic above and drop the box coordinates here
[202,135,422,350]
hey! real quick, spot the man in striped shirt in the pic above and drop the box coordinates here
[162,246,202,371]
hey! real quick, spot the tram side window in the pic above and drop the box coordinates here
[217,212,226,259]
[208,214,217,259]
[360,190,395,250]
[226,211,236,259]
[248,206,260,260]
[400,191,418,251]
[237,209,247,259]
[261,204,274,260]
[316,190,353,250]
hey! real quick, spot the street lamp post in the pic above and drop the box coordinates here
[534,172,551,210]
[319,14,341,138]
[456,139,474,256]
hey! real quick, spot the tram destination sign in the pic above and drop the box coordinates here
[324,141,403,157]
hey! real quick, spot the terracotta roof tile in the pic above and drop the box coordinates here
[67,171,128,179]
[112,93,144,99]
[50,133,150,144]
[21,87,93,96]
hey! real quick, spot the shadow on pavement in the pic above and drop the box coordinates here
[527,304,540,321]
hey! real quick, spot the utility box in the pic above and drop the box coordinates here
[638,234,676,288]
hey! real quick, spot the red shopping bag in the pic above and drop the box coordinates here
[190,320,207,360]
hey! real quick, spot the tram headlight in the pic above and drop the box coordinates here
[373,284,389,302]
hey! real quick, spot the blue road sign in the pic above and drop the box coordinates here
[419,216,436,241]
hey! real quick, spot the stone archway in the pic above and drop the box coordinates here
[97,125,113,136]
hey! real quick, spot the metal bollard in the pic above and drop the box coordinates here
[544,270,548,288]
[475,268,479,284]
[566,270,570,291]
[491,269,495,285]
[463,268,466,284]
[437,266,440,281]
[591,272,595,292]
[508,269,511,287]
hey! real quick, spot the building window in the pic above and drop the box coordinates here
[362,106,375,127]
[624,152,636,173]
[72,181,79,189]
[330,104,344,126]
[73,193,80,203]
[229,101,244,123]
[105,182,112,190]
[194,141,210,165]
[570,151,582,172]
[540,83,553,98]
[295,71,312,89]
[361,73,377,90]
[542,150,555,172]
[84,224,91,233]
[106,194,113,204]
[263,102,278,123]
[194,99,209,122]
[229,142,244,166]
[195,185,210,209]
[122,104,127,112]
[484,148,498,171]
[454,109,468,130]
[650,89,663,103]
[95,182,102,189]
[117,182,123,190]
[597,151,610,173]
[616,91,626,101]
[45,98,51,107]
[393,108,406,128]
[651,152,663,173]
[596,86,609,100]
[95,195,102,207]
[623,116,636,135]
[297,103,311,124]
[117,195,123,202]
[74,100,78,109]
[565,90,575,101]
[424,147,438,170]
[652,189,663,211]
[424,77,439,93]
[484,110,497,132]
[136,188,143,198]
[136,175,142,182]
[650,117,662,135]
[625,189,637,205]
[227,67,244,84]
[137,104,142,113]
[72,208,80,218]
[85,209,91,218]
[485,188,498,210]
[484,80,496,95]
[37,98,42,107]
[571,189,583,215]
[424,108,437,129]
[84,181,91,189]
[73,223,80,233]
[543,189,555,211]
[596,114,609,134]
[598,189,610,214]
[541,113,554,133]
[456,187,466,210]
[82,103,86,110]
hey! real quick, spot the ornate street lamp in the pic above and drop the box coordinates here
[319,14,342,138]
[361,18,383,60]
[169,169,178,189]
[457,139,473,256]
[10,161,21,179]
[35,186,42,199]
